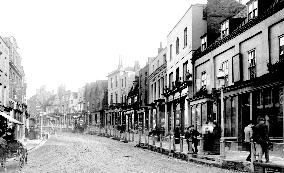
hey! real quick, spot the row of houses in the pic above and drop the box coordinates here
[100,0,284,154]
[0,36,27,140]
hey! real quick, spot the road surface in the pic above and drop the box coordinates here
[6,133,243,173]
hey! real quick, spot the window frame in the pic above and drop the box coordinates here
[170,44,172,61]
[248,49,257,79]
[176,37,179,55]
[184,27,188,48]
[279,35,284,61]
[221,20,229,38]
[201,36,207,51]
[201,71,207,87]
[248,0,258,20]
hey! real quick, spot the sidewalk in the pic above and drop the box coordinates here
[90,128,284,172]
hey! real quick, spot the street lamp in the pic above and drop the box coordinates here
[217,69,226,158]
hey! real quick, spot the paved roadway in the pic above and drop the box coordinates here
[3,133,243,173]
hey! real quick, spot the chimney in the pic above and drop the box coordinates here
[158,42,163,54]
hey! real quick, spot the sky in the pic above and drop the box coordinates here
[0,0,208,98]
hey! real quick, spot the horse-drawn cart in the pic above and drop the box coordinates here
[0,138,28,172]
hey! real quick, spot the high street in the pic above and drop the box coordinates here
[11,133,241,173]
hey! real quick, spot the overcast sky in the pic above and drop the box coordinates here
[1,0,209,98]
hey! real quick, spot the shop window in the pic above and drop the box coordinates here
[201,71,207,87]
[224,97,237,137]
[248,49,256,79]
[248,0,258,20]
[221,20,229,38]
[279,35,284,61]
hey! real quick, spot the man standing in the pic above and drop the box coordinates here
[253,117,270,163]
[244,120,254,161]
[189,125,200,154]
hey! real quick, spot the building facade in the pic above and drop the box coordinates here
[148,44,167,132]
[192,0,284,152]
[4,37,27,140]
[165,4,207,135]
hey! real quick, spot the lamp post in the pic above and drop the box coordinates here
[217,69,226,158]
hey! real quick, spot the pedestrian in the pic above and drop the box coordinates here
[252,117,270,163]
[184,127,191,153]
[189,125,200,154]
[244,120,254,161]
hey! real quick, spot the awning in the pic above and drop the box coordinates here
[0,112,24,125]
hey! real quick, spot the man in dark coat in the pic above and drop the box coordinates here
[253,117,270,163]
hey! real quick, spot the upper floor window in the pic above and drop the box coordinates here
[176,37,179,55]
[152,65,155,71]
[248,0,258,20]
[145,72,148,86]
[110,93,113,104]
[248,49,256,79]
[121,79,123,87]
[183,61,188,81]
[279,35,284,61]
[169,72,173,89]
[221,20,229,38]
[221,60,229,85]
[115,93,118,103]
[111,78,113,88]
[163,54,166,63]
[115,76,118,87]
[157,60,159,67]
[184,27,188,47]
[170,44,172,61]
[201,35,207,51]
[176,67,179,82]
[201,71,207,87]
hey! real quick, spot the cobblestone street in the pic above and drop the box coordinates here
[7,133,242,173]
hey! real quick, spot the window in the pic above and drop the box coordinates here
[111,93,113,104]
[221,20,229,38]
[152,65,155,72]
[163,54,166,63]
[248,49,256,79]
[111,78,113,88]
[125,77,126,86]
[201,36,207,51]
[145,72,147,86]
[169,72,173,89]
[161,77,164,95]
[221,60,229,85]
[170,44,172,61]
[157,60,159,67]
[176,67,179,82]
[183,61,188,81]
[248,0,258,20]
[115,93,118,103]
[154,82,157,100]
[115,76,118,87]
[184,27,187,47]
[121,79,123,87]
[201,71,207,87]
[176,37,179,55]
[280,35,284,61]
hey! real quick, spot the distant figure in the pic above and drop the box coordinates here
[189,125,200,154]
[253,117,270,163]
[184,127,191,152]
[244,120,254,161]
